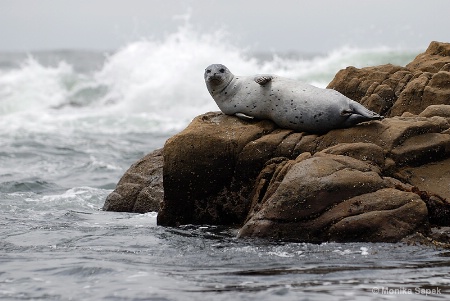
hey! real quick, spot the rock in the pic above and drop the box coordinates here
[327,41,450,117]
[419,104,450,118]
[238,153,429,242]
[396,158,450,203]
[328,198,428,242]
[390,132,450,166]
[319,142,386,167]
[102,148,163,213]
[104,41,450,244]
[406,41,450,72]
[250,153,386,222]
[390,71,450,116]
[152,109,450,239]
[104,107,450,242]
[157,112,277,226]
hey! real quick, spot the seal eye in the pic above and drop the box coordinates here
[219,68,225,73]
[206,69,211,73]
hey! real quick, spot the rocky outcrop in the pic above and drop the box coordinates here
[104,41,450,244]
[158,114,277,225]
[327,41,450,117]
[155,110,450,242]
[103,149,163,213]
[239,153,428,242]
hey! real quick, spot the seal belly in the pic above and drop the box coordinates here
[255,80,345,132]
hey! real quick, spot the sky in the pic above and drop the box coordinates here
[1,0,449,53]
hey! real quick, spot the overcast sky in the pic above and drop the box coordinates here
[1,0,449,53]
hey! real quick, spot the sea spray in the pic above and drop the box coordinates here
[93,23,257,117]
[0,57,74,115]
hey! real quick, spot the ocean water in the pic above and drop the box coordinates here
[1,24,449,300]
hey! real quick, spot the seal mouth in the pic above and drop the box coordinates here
[208,77,223,85]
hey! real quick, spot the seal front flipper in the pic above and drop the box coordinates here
[254,75,273,86]
[235,112,255,121]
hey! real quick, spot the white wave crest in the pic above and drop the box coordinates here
[0,57,75,115]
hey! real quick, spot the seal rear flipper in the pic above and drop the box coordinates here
[342,114,377,127]
[341,102,383,127]
[254,75,273,86]
[235,112,255,121]
[348,102,383,120]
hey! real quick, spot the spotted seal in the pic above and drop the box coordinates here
[204,64,382,133]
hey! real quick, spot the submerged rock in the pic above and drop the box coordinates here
[104,41,450,244]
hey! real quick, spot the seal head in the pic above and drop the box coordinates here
[204,64,234,96]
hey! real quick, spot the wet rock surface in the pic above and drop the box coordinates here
[103,148,163,213]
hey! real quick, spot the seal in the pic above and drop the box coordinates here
[204,64,382,133]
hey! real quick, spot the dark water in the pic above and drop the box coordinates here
[2,205,450,300]
[2,27,448,300]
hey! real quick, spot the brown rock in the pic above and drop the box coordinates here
[157,112,277,226]
[238,154,429,242]
[105,107,450,237]
[419,105,450,118]
[328,64,407,109]
[252,154,384,221]
[103,148,163,213]
[320,142,386,167]
[397,158,450,202]
[406,41,450,72]
[327,41,450,117]
[389,72,433,116]
[315,116,449,154]
[328,198,428,242]
[104,105,450,241]
[390,133,450,166]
